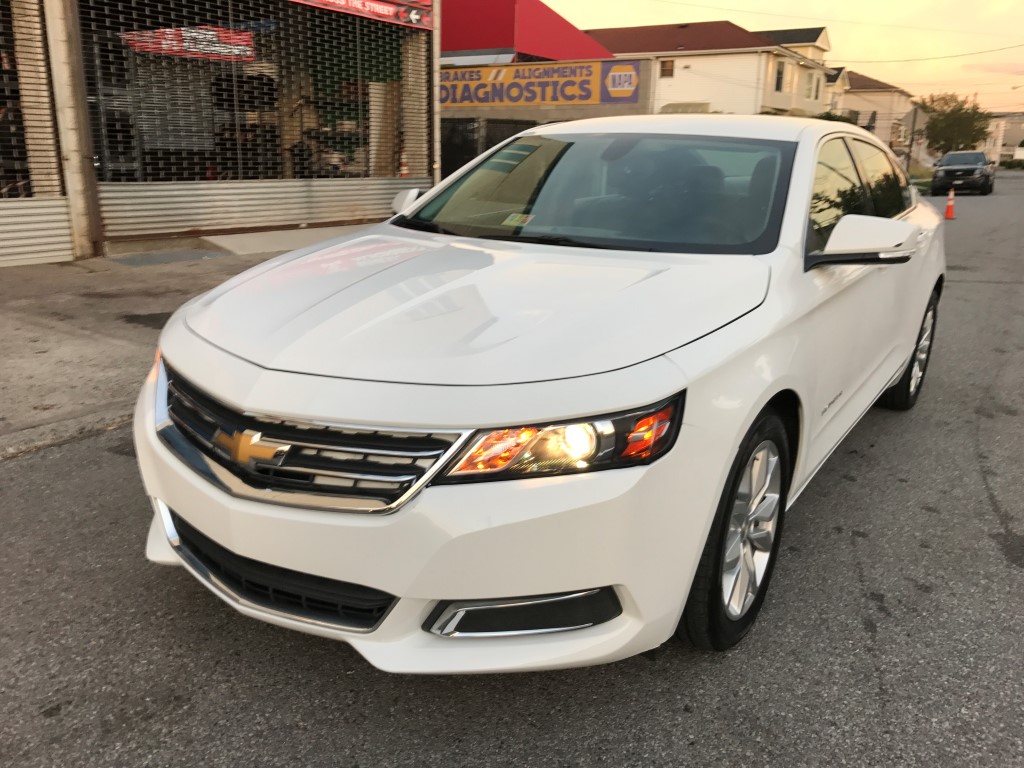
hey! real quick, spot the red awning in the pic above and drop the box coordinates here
[441,0,613,60]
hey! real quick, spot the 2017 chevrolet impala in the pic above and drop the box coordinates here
[135,115,945,673]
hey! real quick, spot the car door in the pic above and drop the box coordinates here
[798,136,896,470]
[847,138,938,385]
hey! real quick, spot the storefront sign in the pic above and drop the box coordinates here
[289,0,433,29]
[440,61,641,108]
[120,27,255,62]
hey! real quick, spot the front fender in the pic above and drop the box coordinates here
[666,306,811,522]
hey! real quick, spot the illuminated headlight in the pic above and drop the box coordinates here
[934,170,944,177]
[438,394,684,481]
[973,168,983,176]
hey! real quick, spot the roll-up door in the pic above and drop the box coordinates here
[0,0,75,266]
[79,0,435,239]
[99,177,431,238]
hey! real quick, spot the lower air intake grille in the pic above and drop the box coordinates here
[171,511,396,631]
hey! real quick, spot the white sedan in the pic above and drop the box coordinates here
[135,115,944,673]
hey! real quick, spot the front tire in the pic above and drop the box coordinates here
[679,410,790,651]
[878,291,938,411]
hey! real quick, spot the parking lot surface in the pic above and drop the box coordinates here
[2,177,1023,767]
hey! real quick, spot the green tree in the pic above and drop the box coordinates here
[917,93,991,155]
[815,111,857,124]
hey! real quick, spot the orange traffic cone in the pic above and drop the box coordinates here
[398,148,409,178]
[944,188,956,220]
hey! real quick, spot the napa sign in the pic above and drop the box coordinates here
[440,60,641,108]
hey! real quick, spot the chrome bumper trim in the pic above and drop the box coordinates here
[429,590,604,638]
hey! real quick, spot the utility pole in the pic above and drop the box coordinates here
[905,107,918,174]
[431,0,441,186]
[43,0,103,259]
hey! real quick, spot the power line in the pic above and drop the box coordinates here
[835,43,1024,64]
[643,0,1021,39]
[896,79,1017,87]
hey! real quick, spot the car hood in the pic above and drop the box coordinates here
[937,164,985,171]
[184,226,770,385]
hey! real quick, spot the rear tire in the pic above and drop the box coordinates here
[679,410,790,651]
[879,291,939,411]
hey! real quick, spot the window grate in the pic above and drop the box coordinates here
[77,0,433,184]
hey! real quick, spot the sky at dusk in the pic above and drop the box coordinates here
[544,0,1024,112]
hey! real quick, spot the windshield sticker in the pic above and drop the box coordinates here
[502,213,534,227]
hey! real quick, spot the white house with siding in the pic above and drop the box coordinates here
[585,21,833,117]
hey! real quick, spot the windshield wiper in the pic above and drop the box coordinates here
[392,216,458,236]
[478,233,617,250]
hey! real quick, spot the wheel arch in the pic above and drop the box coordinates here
[764,389,802,491]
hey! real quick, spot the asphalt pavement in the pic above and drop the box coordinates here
[2,177,1023,767]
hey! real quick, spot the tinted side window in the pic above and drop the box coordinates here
[808,138,868,253]
[849,140,909,218]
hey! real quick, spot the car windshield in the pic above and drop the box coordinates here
[940,152,987,165]
[395,133,796,254]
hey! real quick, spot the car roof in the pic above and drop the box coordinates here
[527,114,879,144]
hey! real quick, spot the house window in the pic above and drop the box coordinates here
[804,72,814,99]
[774,61,785,92]
[813,76,821,101]
[660,60,674,78]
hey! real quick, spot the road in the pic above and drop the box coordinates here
[3,176,1023,767]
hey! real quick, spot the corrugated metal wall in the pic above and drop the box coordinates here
[1,0,74,266]
[99,177,430,238]
[0,197,74,265]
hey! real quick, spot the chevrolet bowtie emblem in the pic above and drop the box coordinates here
[213,428,290,468]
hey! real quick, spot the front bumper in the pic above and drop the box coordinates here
[134,366,715,673]
[932,175,987,192]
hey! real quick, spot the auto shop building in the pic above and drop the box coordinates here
[1,0,436,266]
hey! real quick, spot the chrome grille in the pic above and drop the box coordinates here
[158,363,470,513]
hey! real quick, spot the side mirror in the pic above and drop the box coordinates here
[391,188,421,215]
[806,214,919,270]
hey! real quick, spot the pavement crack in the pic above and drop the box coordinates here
[972,380,1023,570]
[0,413,134,460]
[850,537,889,708]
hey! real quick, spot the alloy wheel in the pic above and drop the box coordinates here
[909,307,935,396]
[721,440,781,620]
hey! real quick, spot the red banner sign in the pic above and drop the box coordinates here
[288,0,433,29]
[121,27,256,62]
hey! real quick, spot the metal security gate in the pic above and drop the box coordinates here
[440,117,477,178]
[98,177,430,237]
[0,0,75,266]
[440,117,537,179]
[78,0,434,238]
